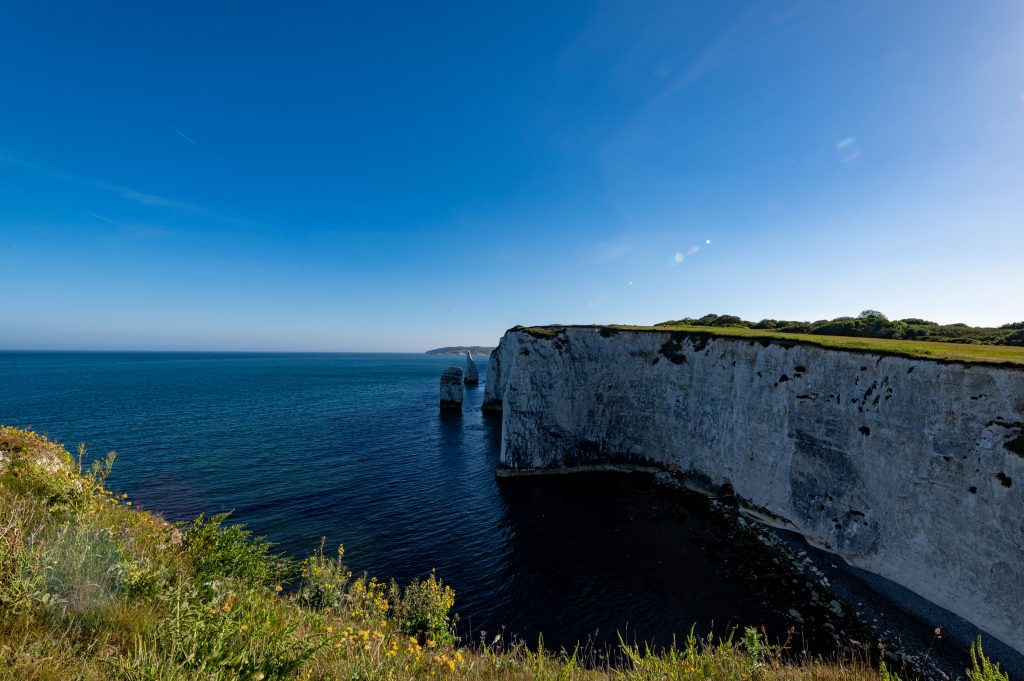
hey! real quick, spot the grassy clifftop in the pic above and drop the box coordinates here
[515,324,1024,367]
[0,426,1009,680]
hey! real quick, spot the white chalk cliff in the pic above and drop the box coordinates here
[439,366,464,410]
[465,351,479,385]
[484,326,1024,654]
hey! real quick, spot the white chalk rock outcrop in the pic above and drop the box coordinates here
[464,351,479,385]
[439,366,464,410]
[485,326,1024,655]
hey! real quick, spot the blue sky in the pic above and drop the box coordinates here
[2,1,1022,351]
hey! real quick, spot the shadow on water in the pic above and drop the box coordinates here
[491,472,862,660]
[438,409,463,453]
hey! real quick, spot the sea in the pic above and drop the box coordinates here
[0,351,860,656]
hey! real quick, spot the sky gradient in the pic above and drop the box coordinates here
[2,1,1022,351]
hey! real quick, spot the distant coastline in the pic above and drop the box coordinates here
[425,345,494,356]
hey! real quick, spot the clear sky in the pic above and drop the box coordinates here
[2,2,1022,351]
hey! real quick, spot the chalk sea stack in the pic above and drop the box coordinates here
[464,351,479,385]
[439,366,464,410]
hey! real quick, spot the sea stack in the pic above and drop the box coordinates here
[464,351,479,386]
[439,366,464,410]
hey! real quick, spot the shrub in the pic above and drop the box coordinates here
[181,513,290,588]
[391,570,457,645]
[297,542,350,610]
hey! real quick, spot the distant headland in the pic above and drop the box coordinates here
[425,345,495,356]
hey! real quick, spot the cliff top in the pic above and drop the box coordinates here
[514,324,1024,367]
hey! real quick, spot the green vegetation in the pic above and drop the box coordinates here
[519,311,1024,366]
[425,346,496,356]
[661,311,1024,345]
[0,426,1011,679]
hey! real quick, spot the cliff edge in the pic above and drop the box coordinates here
[484,325,1024,656]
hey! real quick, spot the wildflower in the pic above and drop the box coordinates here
[275,584,283,592]
[326,625,334,634]
[221,604,231,613]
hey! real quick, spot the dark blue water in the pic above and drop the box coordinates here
[0,351,821,653]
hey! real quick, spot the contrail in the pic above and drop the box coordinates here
[164,122,197,145]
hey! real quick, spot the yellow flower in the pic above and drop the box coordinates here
[221,604,231,613]
[274,584,283,592]
[326,626,334,634]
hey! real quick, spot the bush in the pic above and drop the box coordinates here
[1003,330,1024,347]
[181,513,290,589]
[391,570,457,645]
[297,542,350,610]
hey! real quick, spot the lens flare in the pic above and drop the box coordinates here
[674,252,685,263]
[686,245,700,256]
[705,239,711,245]
[836,136,861,163]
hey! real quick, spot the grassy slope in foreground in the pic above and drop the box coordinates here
[518,324,1024,367]
[0,426,1011,681]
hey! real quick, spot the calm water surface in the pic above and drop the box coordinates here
[0,352,806,652]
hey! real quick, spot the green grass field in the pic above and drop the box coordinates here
[520,324,1024,367]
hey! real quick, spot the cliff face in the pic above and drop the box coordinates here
[484,326,1024,654]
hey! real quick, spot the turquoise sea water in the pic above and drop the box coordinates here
[0,351,813,652]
